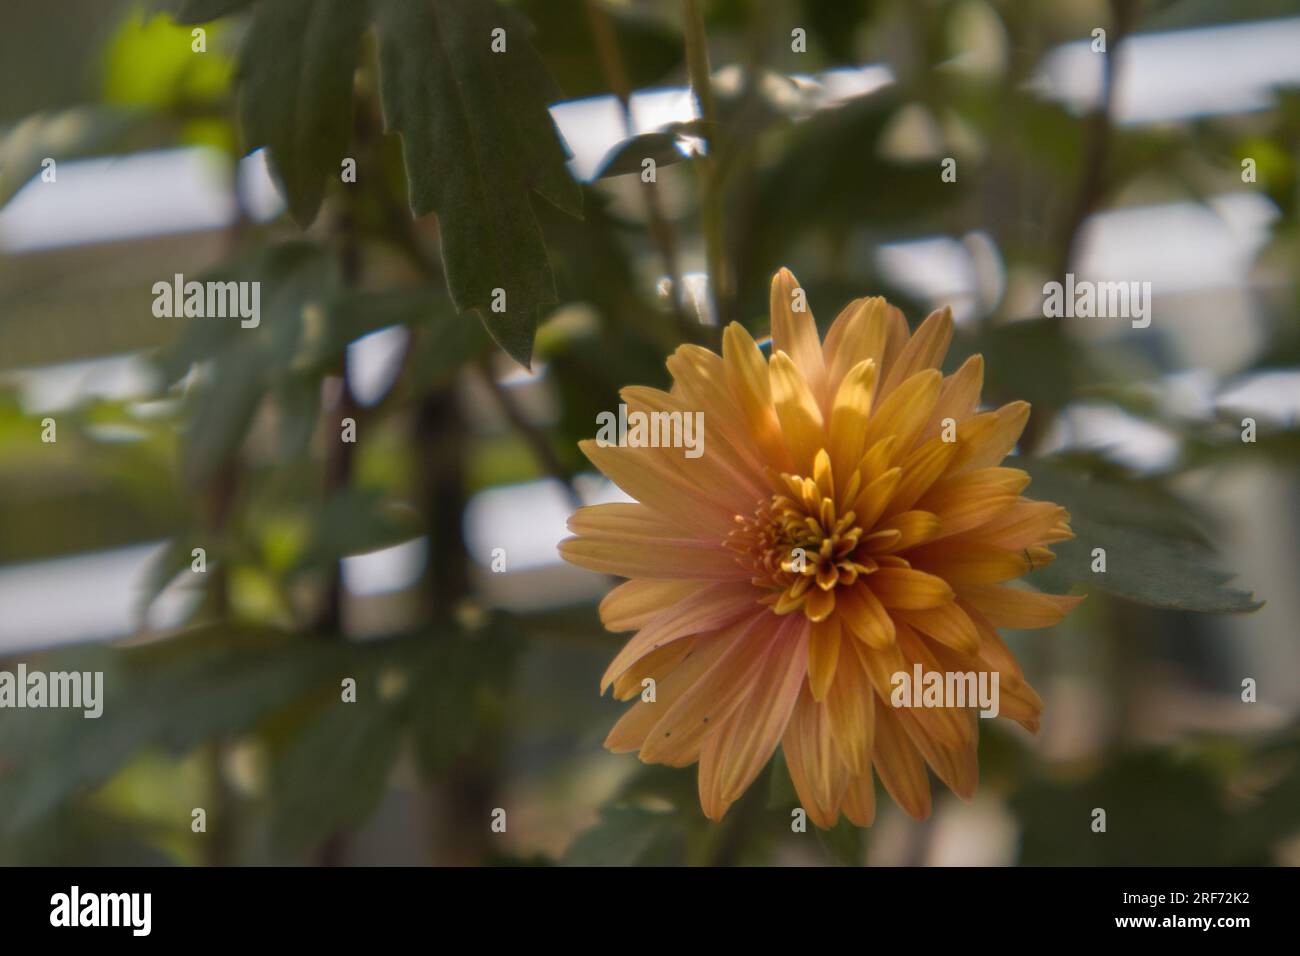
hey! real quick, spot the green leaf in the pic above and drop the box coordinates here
[1022,458,1263,613]
[327,287,491,387]
[815,817,866,866]
[408,624,520,775]
[268,688,405,855]
[236,0,366,226]
[1011,752,1226,865]
[0,627,361,834]
[106,7,234,108]
[561,806,686,866]
[373,0,582,367]
[298,487,422,575]
[592,121,712,180]
[515,0,683,100]
[166,0,257,24]
[153,241,339,483]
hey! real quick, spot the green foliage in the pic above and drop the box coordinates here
[371,0,582,366]
[593,121,709,179]
[1012,725,1300,865]
[1023,457,1262,613]
[562,806,687,866]
[236,0,366,226]
[216,0,584,365]
[0,0,1294,868]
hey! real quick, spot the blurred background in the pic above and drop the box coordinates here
[1,0,1298,866]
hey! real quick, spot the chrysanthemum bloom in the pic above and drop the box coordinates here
[559,268,1082,827]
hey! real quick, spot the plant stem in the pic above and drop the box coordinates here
[585,0,698,343]
[476,356,582,510]
[683,0,728,327]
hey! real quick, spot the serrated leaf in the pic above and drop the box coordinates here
[1022,458,1262,613]
[373,0,581,367]
[236,0,365,226]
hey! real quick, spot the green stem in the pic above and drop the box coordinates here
[683,0,728,328]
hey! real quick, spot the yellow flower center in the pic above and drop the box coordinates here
[726,453,894,618]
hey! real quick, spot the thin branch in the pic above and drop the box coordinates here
[1024,0,1137,455]
[585,0,697,343]
[475,356,583,510]
[683,0,729,328]
[1053,0,1136,278]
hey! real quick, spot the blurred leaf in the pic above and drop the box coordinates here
[1182,424,1300,467]
[372,0,582,367]
[236,0,365,226]
[0,804,180,867]
[815,817,866,866]
[164,0,257,23]
[268,686,404,855]
[768,751,863,859]
[105,8,234,108]
[963,317,1090,410]
[0,627,361,834]
[297,486,421,575]
[795,0,873,65]
[561,806,686,866]
[766,747,799,808]
[1011,751,1235,865]
[154,241,338,483]
[593,122,706,179]
[1022,457,1262,612]
[409,623,520,775]
[330,288,493,388]
[518,0,682,99]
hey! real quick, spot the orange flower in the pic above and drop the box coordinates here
[560,268,1082,827]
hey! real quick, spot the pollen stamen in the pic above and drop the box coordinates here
[725,450,878,619]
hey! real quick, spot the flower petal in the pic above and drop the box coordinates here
[838,583,897,647]
[949,401,1031,473]
[807,615,842,701]
[879,306,953,398]
[827,358,879,483]
[722,322,792,471]
[782,684,851,829]
[769,267,827,404]
[869,567,954,609]
[599,579,707,632]
[560,534,745,581]
[769,350,826,474]
[872,698,932,820]
[959,584,1084,629]
[698,615,809,820]
[828,637,875,774]
[893,600,981,654]
[860,369,942,464]
[599,582,760,692]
